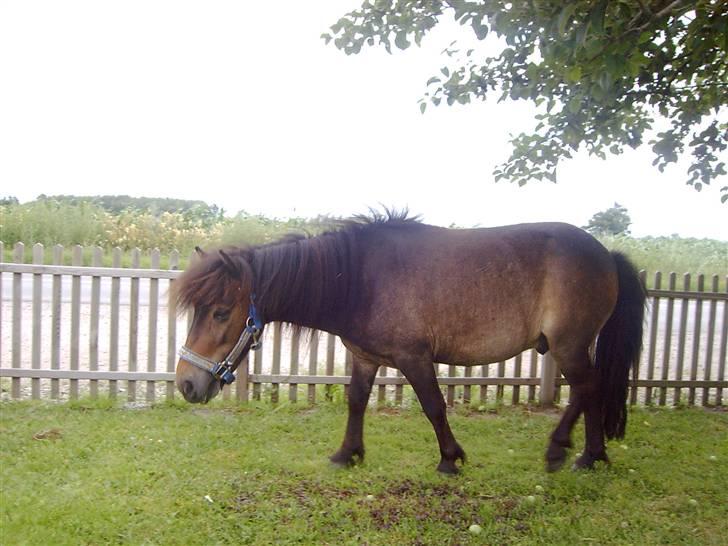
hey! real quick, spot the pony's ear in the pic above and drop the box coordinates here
[195,246,206,257]
[218,250,239,277]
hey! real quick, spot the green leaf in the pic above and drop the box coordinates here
[589,0,607,35]
[565,66,582,83]
[395,31,410,50]
[441,67,450,77]
[472,20,488,40]
[567,96,582,114]
[598,71,612,92]
[419,102,427,114]
[558,5,577,36]
[575,23,589,48]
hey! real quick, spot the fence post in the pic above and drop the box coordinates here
[289,329,300,402]
[702,275,719,406]
[659,272,676,406]
[271,322,282,403]
[128,248,140,402]
[0,242,3,369]
[645,271,662,405]
[70,245,82,399]
[109,248,122,399]
[674,273,691,405]
[688,275,705,405]
[11,243,24,398]
[307,331,319,404]
[31,243,44,399]
[539,352,556,406]
[90,247,102,399]
[512,353,522,405]
[51,245,63,399]
[325,333,335,401]
[166,250,179,401]
[716,275,727,406]
[236,354,249,403]
[147,249,160,403]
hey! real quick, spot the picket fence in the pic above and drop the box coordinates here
[1,243,726,407]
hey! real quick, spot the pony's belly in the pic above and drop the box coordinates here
[434,330,532,367]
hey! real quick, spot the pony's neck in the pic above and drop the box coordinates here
[251,233,359,334]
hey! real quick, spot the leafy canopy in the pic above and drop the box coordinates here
[323,1,728,201]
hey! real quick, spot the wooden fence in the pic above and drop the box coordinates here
[1,243,726,407]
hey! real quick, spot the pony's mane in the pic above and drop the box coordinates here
[173,246,252,313]
[173,210,422,327]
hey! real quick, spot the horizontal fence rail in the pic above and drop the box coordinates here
[1,243,726,407]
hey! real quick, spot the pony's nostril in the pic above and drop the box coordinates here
[182,380,195,398]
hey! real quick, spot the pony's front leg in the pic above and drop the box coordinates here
[398,355,466,474]
[330,356,378,467]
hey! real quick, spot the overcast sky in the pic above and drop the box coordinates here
[1,1,726,239]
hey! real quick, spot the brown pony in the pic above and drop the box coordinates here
[173,212,645,473]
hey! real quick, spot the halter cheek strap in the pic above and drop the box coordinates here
[178,300,263,385]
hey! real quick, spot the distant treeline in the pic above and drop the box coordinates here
[1,196,726,287]
[33,194,225,227]
[0,195,333,258]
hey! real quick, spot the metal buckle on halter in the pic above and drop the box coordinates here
[211,362,236,385]
[245,316,262,351]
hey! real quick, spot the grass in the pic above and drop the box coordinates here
[3,201,726,285]
[597,234,727,290]
[1,202,332,266]
[1,400,726,545]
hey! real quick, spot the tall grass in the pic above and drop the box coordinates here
[0,201,108,247]
[2,202,725,286]
[1,202,331,262]
[598,234,727,289]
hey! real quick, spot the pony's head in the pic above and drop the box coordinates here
[173,247,255,403]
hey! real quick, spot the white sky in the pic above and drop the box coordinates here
[1,0,726,239]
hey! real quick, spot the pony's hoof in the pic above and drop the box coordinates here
[436,460,460,475]
[437,444,466,475]
[329,447,364,468]
[545,444,568,473]
[572,451,609,471]
[546,457,566,473]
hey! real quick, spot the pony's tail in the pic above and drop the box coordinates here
[596,252,647,440]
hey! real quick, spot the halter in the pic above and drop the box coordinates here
[178,299,263,385]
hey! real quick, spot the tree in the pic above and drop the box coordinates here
[584,202,632,235]
[323,1,728,201]
[0,196,19,206]
[34,194,225,224]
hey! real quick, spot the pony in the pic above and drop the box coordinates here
[173,212,645,473]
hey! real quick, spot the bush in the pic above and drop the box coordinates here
[0,200,107,247]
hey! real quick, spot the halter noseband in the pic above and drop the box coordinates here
[178,300,263,385]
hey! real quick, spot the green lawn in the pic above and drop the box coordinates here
[1,401,726,545]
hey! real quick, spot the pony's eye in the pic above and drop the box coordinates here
[212,309,231,322]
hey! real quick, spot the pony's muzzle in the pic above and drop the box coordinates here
[177,372,219,404]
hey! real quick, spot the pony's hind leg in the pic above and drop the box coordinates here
[545,389,582,472]
[396,355,466,474]
[557,351,609,470]
[330,355,379,467]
